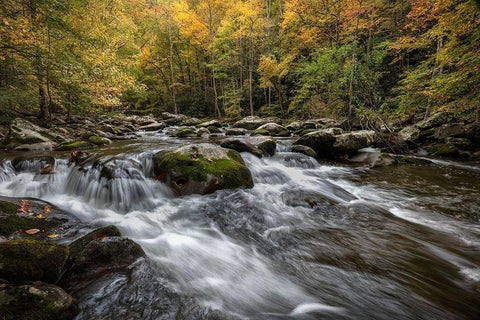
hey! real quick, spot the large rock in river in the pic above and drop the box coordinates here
[153,143,253,196]
[233,116,271,130]
[253,123,290,137]
[4,118,68,151]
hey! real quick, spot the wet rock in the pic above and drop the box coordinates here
[139,122,165,132]
[0,240,69,283]
[68,226,122,260]
[232,116,270,130]
[220,138,263,158]
[291,145,317,158]
[445,137,472,149]
[196,127,210,138]
[294,129,337,159]
[66,237,145,283]
[434,123,480,143]
[69,150,91,164]
[88,135,111,146]
[153,143,253,196]
[246,136,277,156]
[207,126,222,134]
[253,123,290,137]
[225,128,248,136]
[174,126,197,138]
[286,121,316,133]
[11,155,55,173]
[348,152,396,167]
[417,112,449,130]
[0,280,77,320]
[56,141,90,151]
[425,143,460,157]
[162,112,188,125]
[182,117,201,126]
[4,118,68,151]
[198,120,222,128]
[333,130,378,157]
[398,125,421,142]
[393,155,433,165]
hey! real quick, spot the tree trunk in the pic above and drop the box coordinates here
[38,74,49,121]
[168,22,178,114]
[249,44,253,117]
[476,104,480,123]
[211,45,222,119]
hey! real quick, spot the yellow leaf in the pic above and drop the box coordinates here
[29,212,35,216]
[20,200,29,206]
[25,229,40,235]
[43,206,51,214]
[47,234,59,238]
[36,214,46,220]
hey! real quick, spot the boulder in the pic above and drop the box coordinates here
[68,226,122,259]
[196,127,210,138]
[182,117,201,126]
[425,143,460,157]
[233,116,270,130]
[220,138,263,158]
[225,128,248,136]
[398,125,421,142]
[286,121,316,132]
[55,141,90,151]
[434,123,480,143]
[0,240,69,283]
[294,129,337,159]
[253,123,290,137]
[246,136,277,156]
[0,281,77,320]
[348,152,396,167]
[138,122,165,131]
[161,113,188,125]
[198,120,222,128]
[291,145,317,158]
[333,131,378,157]
[88,135,111,146]
[207,126,222,133]
[417,112,449,130]
[4,118,68,151]
[173,126,197,138]
[152,143,253,196]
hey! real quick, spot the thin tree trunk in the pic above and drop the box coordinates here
[211,43,221,119]
[38,74,49,121]
[475,104,480,123]
[167,16,177,114]
[249,43,253,116]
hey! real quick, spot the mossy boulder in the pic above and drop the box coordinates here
[152,143,253,196]
[245,136,276,156]
[138,122,165,131]
[207,125,222,133]
[68,226,122,260]
[0,281,77,320]
[173,126,196,138]
[219,138,263,158]
[0,240,69,283]
[198,120,222,128]
[196,127,210,138]
[88,135,111,146]
[425,143,459,157]
[225,128,248,136]
[55,141,90,151]
[291,145,317,158]
[232,116,270,130]
[11,156,55,173]
[66,237,145,283]
[253,123,290,137]
[333,130,378,157]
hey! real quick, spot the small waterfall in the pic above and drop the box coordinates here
[0,161,15,183]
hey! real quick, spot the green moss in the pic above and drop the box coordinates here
[69,226,122,259]
[226,149,246,165]
[253,128,270,136]
[258,139,276,156]
[55,141,90,151]
[0,215,57,237]
[154,151,253,188]
[425,143,459,156]
[0,240,69,283]
[0,200,18,214]
[88,135,110,146]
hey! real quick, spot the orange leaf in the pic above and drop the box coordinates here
[20,200,29,206]
[43,206,51,214]
[36,214,46,220]
[29,212,35,216]
[18,205,29,213]
[25,229,40,235]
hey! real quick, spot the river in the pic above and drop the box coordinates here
[1,131,479,319]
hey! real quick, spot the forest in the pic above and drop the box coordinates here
[1,0,480,125]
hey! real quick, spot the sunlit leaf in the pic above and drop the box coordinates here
[25,229,40,234]
[48,233,59,238]
[43,206,51,214]
[36,214,46,220]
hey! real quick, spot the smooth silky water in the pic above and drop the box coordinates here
[1,131,479,319]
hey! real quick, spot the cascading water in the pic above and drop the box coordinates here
[0,132,479,319]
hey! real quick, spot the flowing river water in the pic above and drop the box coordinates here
[1,131,479,319]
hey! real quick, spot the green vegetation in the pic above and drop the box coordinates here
[1,0,479,125]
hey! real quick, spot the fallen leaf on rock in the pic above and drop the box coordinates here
[20,200,29,206]
[47,234,59,238]
[36,214,46,220]
[25,229,40,235]
[29,212,35,216]
[18,205,29,213]
[43,206,51,214]
[101,237,108,242]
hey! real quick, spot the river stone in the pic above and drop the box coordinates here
[173,126,197,138]
[253,123,290,137]
[348,152,395,167]
[333,130,378,157]
[55,141,91,151]
[225,128,248,136]
[4,118,68,151]
[398,125,421,142]
[220,138,263,158]
[417,112,449,130]
[232,116,270,130]
[139,122,165,131]
[0,240,69,283]
[425,143,459,157]
[196,127,210,138]
[152,143,253,196]
[294,129,337,158]
[68,226,122,260]
[207,126,222,133]
[246,136,277,156]
[291,145,317,158]
[198,120,222,128]
[67,237,145,281]
[0,280,78,320]
[88,135,111,146]
[287,121,316,132]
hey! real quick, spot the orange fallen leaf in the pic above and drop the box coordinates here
[43,206,51,214]
[47,234,59,238]
[20,200,29,206]
[25,229,40,235]
[18,205,29,213]
[36,214,46,220]
[29,212,35,216]
[101,237,108,242]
